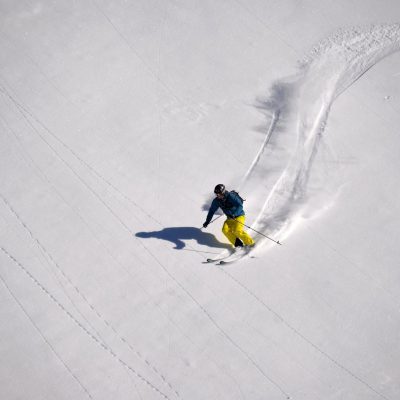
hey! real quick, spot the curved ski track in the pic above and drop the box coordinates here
[1,21,400,400]
[240,24,400,249]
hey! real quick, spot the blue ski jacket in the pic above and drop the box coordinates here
[205,191,244,225]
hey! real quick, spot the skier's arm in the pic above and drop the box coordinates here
[203,199,219,227]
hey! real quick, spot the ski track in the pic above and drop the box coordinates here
[0,83,184,398]
[1,80,290,399]
[1,21,399,400]
[0,194,180,399]
[0,193,109,345]
[216,24,400,400]
[0,122,243,398]
[0,273,94,399]
[0,246,174,400]
[0,81,275,400]
[217,267,391,400]
[241,23,400,249]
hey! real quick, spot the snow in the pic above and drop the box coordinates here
[1,1,400,399]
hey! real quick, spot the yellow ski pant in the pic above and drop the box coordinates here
[222,215,255,246]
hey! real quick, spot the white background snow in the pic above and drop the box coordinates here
[1,1,400,399]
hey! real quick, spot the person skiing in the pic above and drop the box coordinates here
[203,184,255,248]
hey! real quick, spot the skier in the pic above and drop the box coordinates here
[203,184,255,248]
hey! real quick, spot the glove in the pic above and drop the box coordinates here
[203,222,208,228]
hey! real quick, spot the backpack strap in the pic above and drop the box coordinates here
[230,190,245,203]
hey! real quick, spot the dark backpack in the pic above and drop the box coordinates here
[230,190,245,205]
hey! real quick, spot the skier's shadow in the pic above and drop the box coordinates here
[135,227,231,251]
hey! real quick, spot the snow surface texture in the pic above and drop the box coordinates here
[240,24,400,250]
[1,2,400,400]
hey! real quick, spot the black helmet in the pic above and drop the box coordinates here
[214,184,225,195]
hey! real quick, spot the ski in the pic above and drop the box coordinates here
[217,246,255,265]
[206,250,234,263]
[217,255,246,265]
[205,240,257,265]
[206,258,222,263]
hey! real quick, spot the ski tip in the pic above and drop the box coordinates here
[218,261,226,265]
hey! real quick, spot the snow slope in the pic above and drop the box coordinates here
[241,23,400,248]
[1,1,400,400]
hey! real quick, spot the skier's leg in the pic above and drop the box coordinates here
[233,216,255,246]
[222,219,237,246]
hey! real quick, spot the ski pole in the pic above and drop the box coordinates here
[236,219,282,245]
[200,214,222,229]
